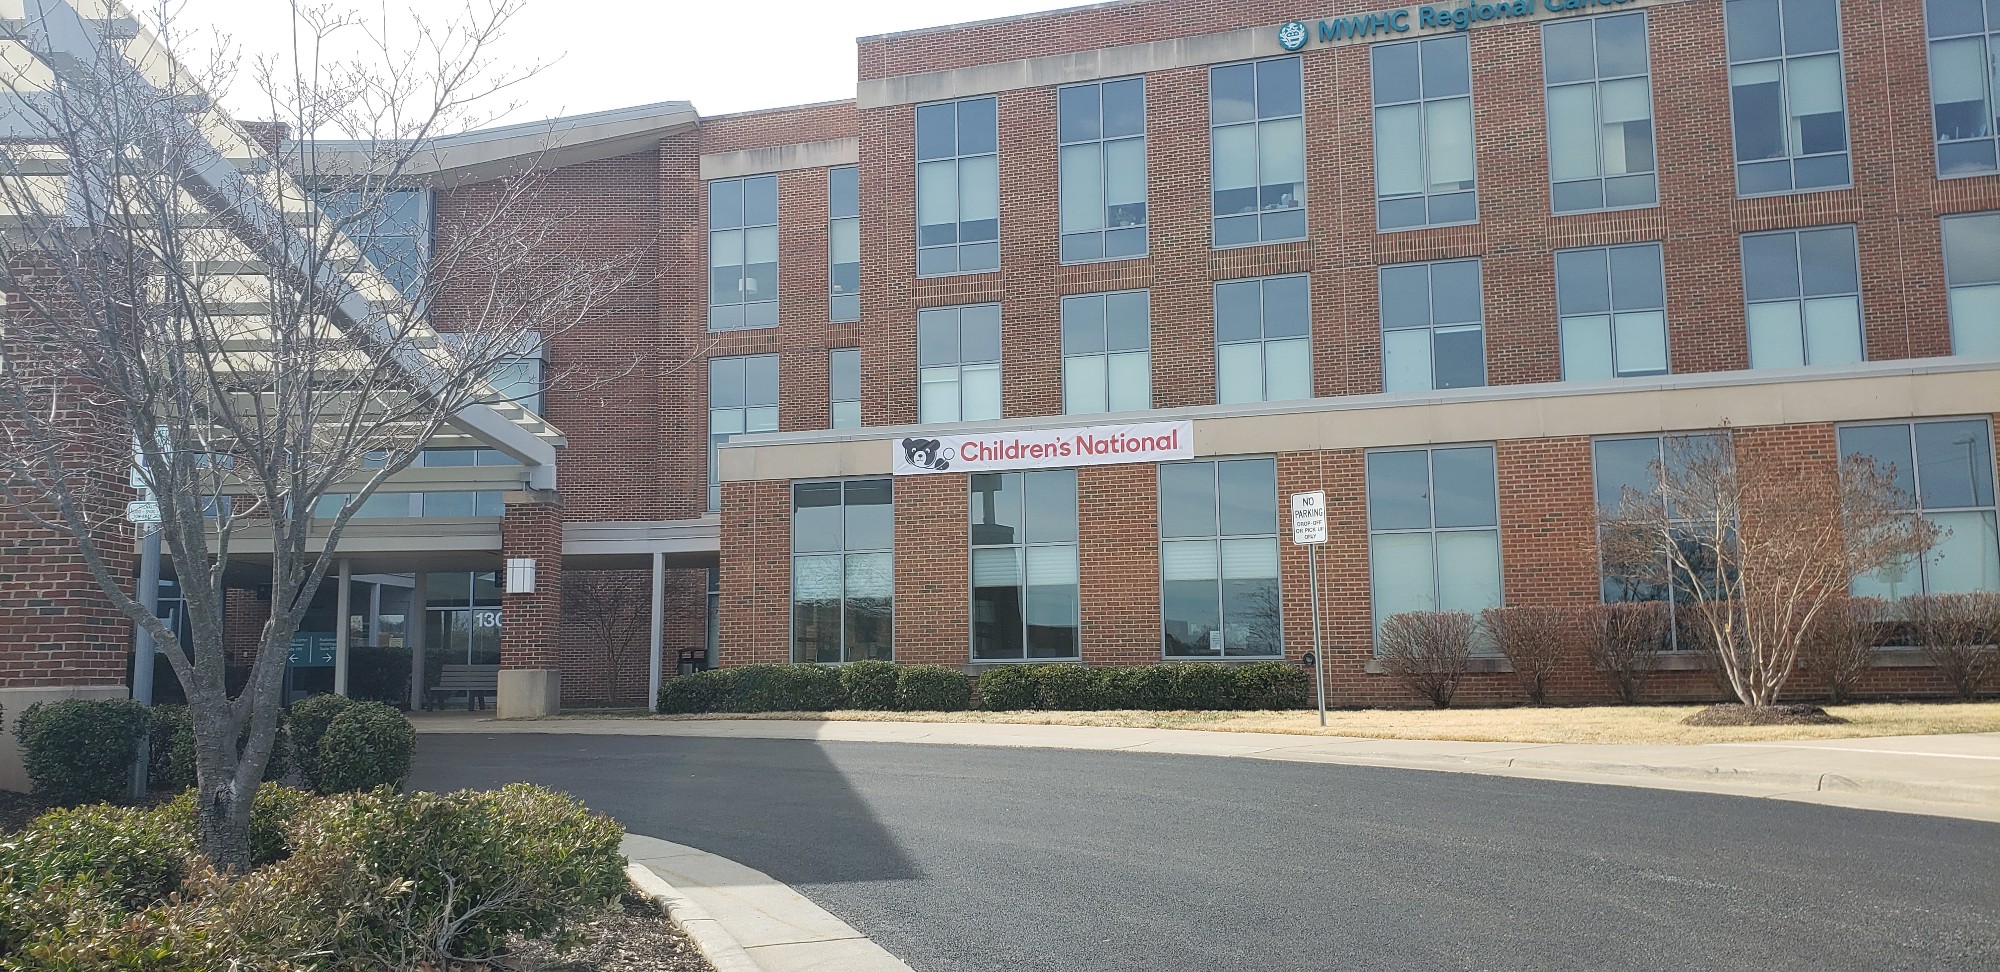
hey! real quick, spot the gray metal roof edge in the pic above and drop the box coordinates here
[304,100,697,152]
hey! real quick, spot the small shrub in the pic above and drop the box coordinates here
[1586,602,1670,703]
[840,660,900,710]
[1233,661,1309,710]
[731,664,848,712]
[897,665,971,711]
[14,698,149,805]
[312,702,416,794]
[1091,667,1152,708]
[976,665,1038,711]
[1803,596,1886,704]
[1905,593,2000,700]
[1482,605,1580,705]
[0,802,191,913]
[347,645,414,706]
[1036,665,1101,710]
[288,692,358,792]
[658,668,731,714]
[1377,612,1475,708]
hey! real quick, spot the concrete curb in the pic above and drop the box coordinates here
[626,862,764,972]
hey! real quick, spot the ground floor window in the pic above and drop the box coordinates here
[971,469,1080,661]
[1841,419,2000,597]
[1592,432,1727,649]
[1159,458,1282,658]
[792,479,894,663]
[424,570,503,665]
[1366,445,1502,647]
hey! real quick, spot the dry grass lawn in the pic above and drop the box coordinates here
[634,702,2000,746]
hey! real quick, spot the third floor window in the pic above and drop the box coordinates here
[830,166,860,322]
[1928,0,2000,177]
[709,175,778,331]
[1210,56,1306,247]
[1374,35,1476,231]
[1726,0,1850,196]
[1059,77,1148,263]
[1542,12,1657,214]
[916,97,999,276]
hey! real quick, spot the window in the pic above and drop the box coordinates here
[1366,446,1502,643]
[484,336,545,415]
[1215,275,1312,403]
[1060,78,1148,263]
[792,480,894,663]
[709,355,779,511]
[917,304,1002,423]
[1159,458,1283,658]
[1841,420,2000,598]
[1726,0,1849,195]
[1593,433,1728,648]
[971,470,1080,660]
[829,348,862,429]
[1557,243,1669,380]
[316,188,430,298]
[829,167,860,322]
[1061,290,1151,414]
[1543,12,1657,213]
[1210,57,1306,247]
[1740,226,1863,368]
[1943,213,2000,356]
[1380,258,1485,392]
[916,97,999,276]
[708,175,779,330]
[1374,36,1476,230]
[1928,0,2000,176]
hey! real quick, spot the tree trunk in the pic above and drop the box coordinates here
[194,773,256,872]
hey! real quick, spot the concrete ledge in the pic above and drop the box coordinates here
[497,669,560,719]
[625,861,763,972]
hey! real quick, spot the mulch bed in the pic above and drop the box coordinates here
[1682,703,1847,727]
[498,892,715,972]
[0,790,52,833]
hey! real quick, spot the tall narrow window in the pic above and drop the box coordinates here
[1741,226,1863,368]
[1209,57,1306,247]
[1593,433,1728,649]
[829,348,862,429]
[1159,458,1283,658]
[917,304,1002,423]
[1374,35,1476,231]
[1928,0,2000,176]
[1557,243,1669,380]
[1543,12,1657,213]
[1215,275,1311,404]
[1943,212,2000,356]
[1059,78,1148,263]
[829,166,860,322]
[1062,290,1151,414]
[708,175,778,330]
[792,480,894,663]
[916,97,999,276]
[971,470,1081,661]
[1366,446,1502,641]
[1726,0,1849,195]
[1380,258,1485,392]
[708,355,778,511]
[1841,420,2000,598]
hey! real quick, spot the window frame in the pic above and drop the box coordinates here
[1208,55,1309,249]
[1061,289,1153,415]
[790,477,896,664]
[915,96,1001,278]
[1941,211,2000,357]
[829,347,862,429]
[1372,34,1479,232]
[917,303,1004,423]
[1838,417,2000,598]
[1541,10,1659,215]
[1157,456,1286,660]
[1722,0,1852,197]
[1925,0,2000,178]
[1364,443,1505,653]
[1738,225,1866,369]
[708,353,780,512]
[1555,242,1671,381]
[829,166,861,323]
[1214,274,1314,405]
[969,469,1083,663]
[1379,257,1487,393]
[1589,431,1731,652]
[707,174,780,331]
[1058,76,1150,265]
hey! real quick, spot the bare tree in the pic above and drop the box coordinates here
[1583,602,1668,704]
[1481,605,1577,705]
[561,570,707,706]
[1376,611,1474,709]
[0,1,639,868]
[1801,595,1886,704]
[1597,432,1936,709]
[1903,593,2000,700]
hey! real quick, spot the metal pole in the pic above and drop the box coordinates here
[128,527,161,800]
[648,552,665,713]
[408,573,428,710]
[1309,542,1326,727]
[333,559,352,696]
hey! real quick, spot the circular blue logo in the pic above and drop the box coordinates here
[1277,20,1309,51]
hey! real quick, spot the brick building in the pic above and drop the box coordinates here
[3,0,1999,743]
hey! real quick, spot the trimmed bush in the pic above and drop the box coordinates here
[287,692,358,792]
[0,802,191,913]
[13,698,149,805]
[1035,664,1101,710]
[752,665,846,712]
[658,668,731,714]
[975,665,1038,711]
[347,644,413,705]
[1161,662,1238,710]
[1091,667,1152,708]
[1377,611,1476,708]
[312,701,416,794]
[1232,661,1309,710]
[839,660,900,710]
[146,704,292,792]
[896,665,972,711]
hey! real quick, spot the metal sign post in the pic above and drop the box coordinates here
[1290,491,1329,726]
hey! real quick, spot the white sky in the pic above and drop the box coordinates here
[168,0,1075,124]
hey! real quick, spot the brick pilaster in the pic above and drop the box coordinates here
[500,491,565,670]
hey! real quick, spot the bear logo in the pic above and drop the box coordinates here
[902,437,950,471]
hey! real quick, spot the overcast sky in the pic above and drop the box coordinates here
[169,0,1071,124]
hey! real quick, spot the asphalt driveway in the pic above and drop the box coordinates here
[413,732,1999,971]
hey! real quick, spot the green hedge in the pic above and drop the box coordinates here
[895,665,972,711]
[839,660,899,710]
[13,699,149,805]
[660,661,1308,714]
[656,664,847,714]
[314,702,417,794]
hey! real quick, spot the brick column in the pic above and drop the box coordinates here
[499,490,564,717]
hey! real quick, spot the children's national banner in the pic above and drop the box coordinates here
[893,421,1194,476]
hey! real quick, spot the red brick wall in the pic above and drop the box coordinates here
[499,495,564,670]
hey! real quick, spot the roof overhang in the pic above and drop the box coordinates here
[302,101,698,187]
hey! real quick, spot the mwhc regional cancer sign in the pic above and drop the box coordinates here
[894,421,1193,476]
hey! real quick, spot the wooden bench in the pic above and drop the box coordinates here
[427,664,500,711]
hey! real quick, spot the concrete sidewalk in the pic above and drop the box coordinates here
[414,714,2000,822]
